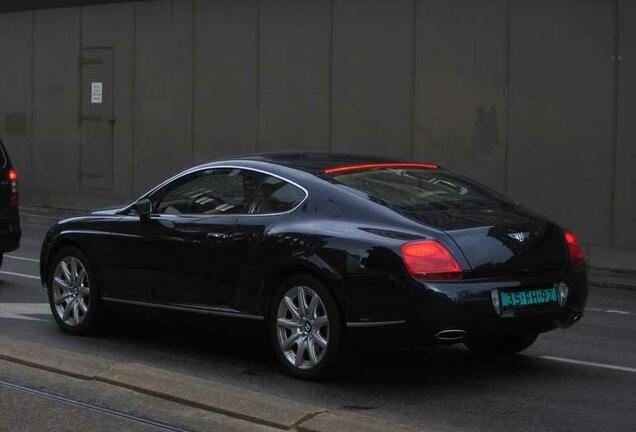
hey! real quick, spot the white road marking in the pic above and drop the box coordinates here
[541,356,636,374]
[605,309,631,315]
[5,255,39,263]
[586,307,633,316]
[0,271,40,280]
[19,212,63,220]
[22,223,53,229]
[0,303,49,322]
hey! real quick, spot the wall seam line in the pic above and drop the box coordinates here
[328,0,335,151]
[30,10,35,189]
[503,0,512,195]
[255,0,261,153]
[191,0,196,164]
[78,6,83,191]
[409,0,417,160]
[608,0,621,245]
[131,3,137,198]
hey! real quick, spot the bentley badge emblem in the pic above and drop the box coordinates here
[507,232,529,242]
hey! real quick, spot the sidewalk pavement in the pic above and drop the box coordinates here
[0,337,425,432]
[589,268,636,291]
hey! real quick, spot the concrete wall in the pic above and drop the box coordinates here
[0,0,634,270]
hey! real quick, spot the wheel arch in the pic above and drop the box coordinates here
[42,237,95,290]
[261,257,348,323]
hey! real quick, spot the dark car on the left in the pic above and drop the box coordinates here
[0,137,21,266]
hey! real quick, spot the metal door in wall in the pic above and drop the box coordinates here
[80,48,114,190]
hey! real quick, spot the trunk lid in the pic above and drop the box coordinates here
[323,165,567,276]
[403,206,567,277]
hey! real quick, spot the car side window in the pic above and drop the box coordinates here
[153,168,263,215]
[247,175,306,214]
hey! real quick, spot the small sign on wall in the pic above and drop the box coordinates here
[91,82,103,104]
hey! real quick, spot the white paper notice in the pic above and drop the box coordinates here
[91,82,103,104]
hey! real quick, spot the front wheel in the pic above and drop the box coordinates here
[47,246,102,335]
[465,332,539,357]
[268,274,344,380]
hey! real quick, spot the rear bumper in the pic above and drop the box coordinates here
[0,224,21,253]
[347,267,587,348]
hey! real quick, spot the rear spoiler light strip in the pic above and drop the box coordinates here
[324,163,438,175]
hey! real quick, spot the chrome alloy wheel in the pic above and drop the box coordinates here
[276,286,329,369]
[52,256,90,326]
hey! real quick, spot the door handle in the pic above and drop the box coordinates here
[108,116,116,125]
[206,232,229,241]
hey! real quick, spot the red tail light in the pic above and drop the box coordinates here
[401,240,463,280]
[8,168,18,208]
[324,163,438,175]
[564,231,584,267]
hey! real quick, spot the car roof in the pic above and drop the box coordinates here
[235,151,403,174]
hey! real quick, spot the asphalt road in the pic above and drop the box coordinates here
[1,208,635,432]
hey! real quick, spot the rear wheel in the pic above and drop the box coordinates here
[465,332,538,357]
[47,247,102,335]
[268,274,344,380]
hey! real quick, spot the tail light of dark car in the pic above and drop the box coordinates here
[8,168,18,207]
[564,231,585,267]
[401,240,463,280]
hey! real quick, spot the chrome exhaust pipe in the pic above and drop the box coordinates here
[435,329,467,342]
[557,310,584,328]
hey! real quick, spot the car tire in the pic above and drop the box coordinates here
[0,253,3,268]
[465,332,539,357]
[268,274,345,380]
[47,246,102,335]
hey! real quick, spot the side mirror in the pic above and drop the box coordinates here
[132,198,152,219]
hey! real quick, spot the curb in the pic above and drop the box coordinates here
[298,411,425,432]
[0,336,426,431]
[0,336,114,380]
[96,362,322,429]
[589,279,636,292]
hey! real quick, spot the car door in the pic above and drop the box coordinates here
[146,167,265,309]
[97,210,157,301]
[102,167,263,308]
[103,211,239,305]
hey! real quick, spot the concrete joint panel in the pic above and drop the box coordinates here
[332,0,414,158]
[258,0,331,151]
[613,0,636,248]
[414,0,508,191]
[133,0,194,195]
[33,7,81,197]
[193,0,259,162]
[508,0,615,246]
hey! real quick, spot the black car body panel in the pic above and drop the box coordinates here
[0,138,21,253]
[40,153,587,348]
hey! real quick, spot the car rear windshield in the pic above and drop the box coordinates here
[328,167,509,212]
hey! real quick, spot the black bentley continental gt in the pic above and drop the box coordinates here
[40,153,587,379]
